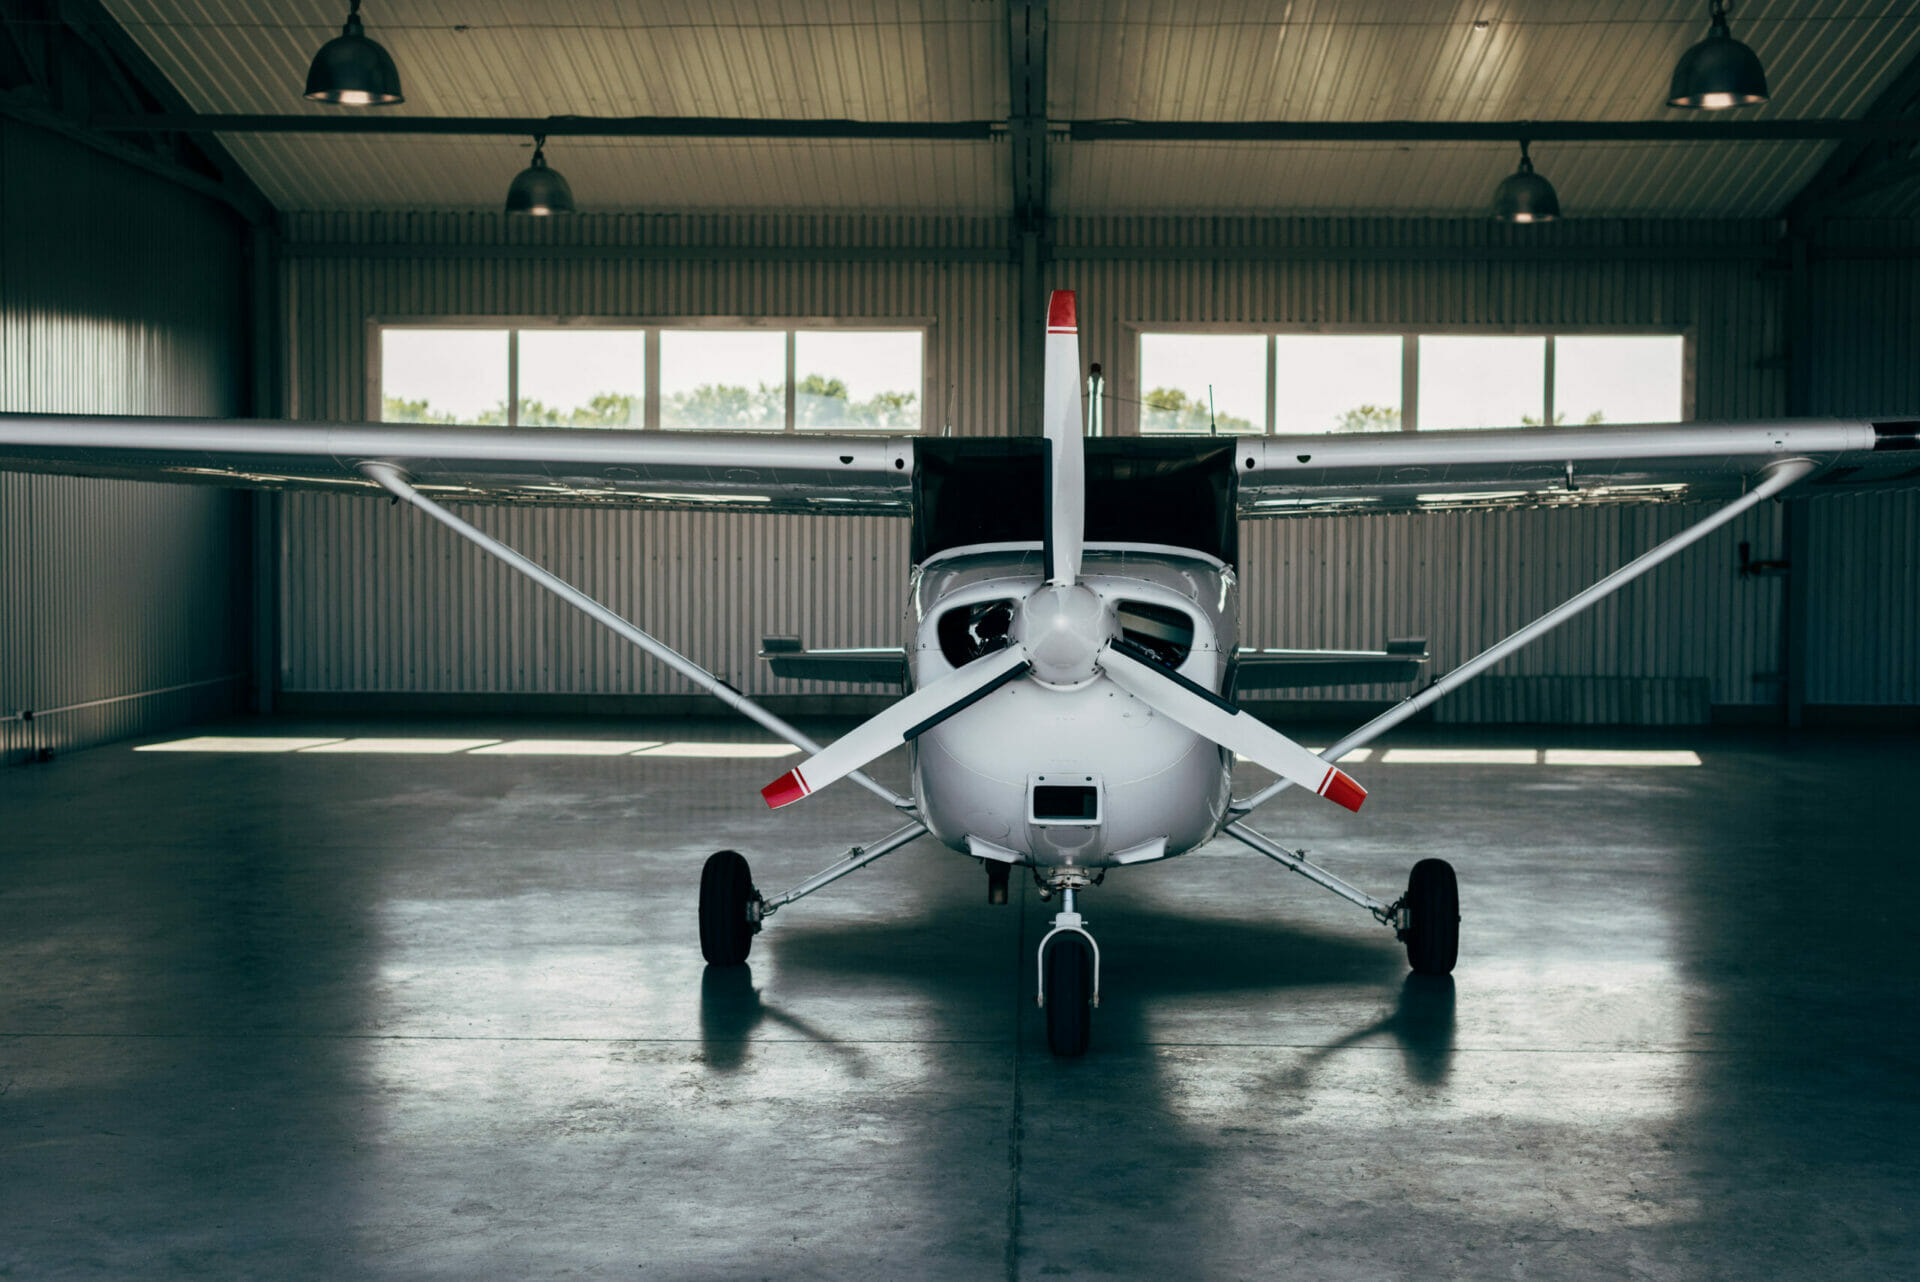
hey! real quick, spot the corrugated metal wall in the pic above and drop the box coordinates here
[279,212,1002,699]
[1803,220,1920,706]
[279,213,1914,717]
[0,122,252,762]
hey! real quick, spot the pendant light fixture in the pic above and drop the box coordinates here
[505,137,576,215]
[1491,141,1560,223]
[1668,0,1769,109]
[304,0,404,105]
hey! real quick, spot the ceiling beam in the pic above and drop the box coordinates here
[94,113,997,141]
[91,113,1920,146]
[1784,48,1920,225]
[1070,119,1920,144]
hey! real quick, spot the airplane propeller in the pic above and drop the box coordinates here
[762,288,1367,816]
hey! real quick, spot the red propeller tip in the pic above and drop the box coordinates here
[1046,289,1076,332]
[761,768,811,809]
[1319,768,1367,813]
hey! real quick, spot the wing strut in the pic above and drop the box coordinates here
[1230,456,1819,816]
[360,462,915,814]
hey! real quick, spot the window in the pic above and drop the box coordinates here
[1133,328,1686,434]
[376,322,926,431]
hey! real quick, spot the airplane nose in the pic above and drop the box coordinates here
[1016,584,1114,685]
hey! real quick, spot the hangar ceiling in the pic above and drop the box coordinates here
[80,1,1920,216]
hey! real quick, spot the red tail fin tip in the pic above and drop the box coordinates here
[1046,290,1076,331]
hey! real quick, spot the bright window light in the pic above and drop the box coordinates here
[660,330,786,429]
[794,330,923,430]
[1274,335,1402,434]
[381,329,509,425]
[636,742,802,758]
[298,738,503,755]
[1380,748,1540,764]
[468,739,664,756]
[516,330,645,428]
[135,736,347,753]
[1237,748,1374,763]
[1139,334,1266,434]
[1554,336,1684,426]
[1418,336,1548,429]
[1543,749,1701,767]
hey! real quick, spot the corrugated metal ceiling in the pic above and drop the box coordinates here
[98,0,1920,216]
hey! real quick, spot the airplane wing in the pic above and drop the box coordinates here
[0,414,914,516]
[1233,418,1920,515]
[1,412,1914,518]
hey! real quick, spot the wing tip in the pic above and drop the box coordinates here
[761,769,810,809]
[1320,769,1367,813]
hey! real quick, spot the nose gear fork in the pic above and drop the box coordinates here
[1035,884,1101,1009]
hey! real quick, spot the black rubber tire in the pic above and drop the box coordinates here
[1044,934,1094,1057]
[1402,857,1460,976]
[699,850,757,966]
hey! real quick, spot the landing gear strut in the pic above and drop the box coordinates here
[1037,882,1100,1058]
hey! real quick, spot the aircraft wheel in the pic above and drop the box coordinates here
[1044,934,1094,1057]
[1401,857,1459,976]
[699,850,757,966]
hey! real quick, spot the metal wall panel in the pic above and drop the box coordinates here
[1803,221,1920,706]
[279,212,1003,696]
[0,121,251,762]
[281,214,1915,717]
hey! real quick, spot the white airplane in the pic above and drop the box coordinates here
[2,289,1913,1055]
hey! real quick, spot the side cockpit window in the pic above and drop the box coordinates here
[1115,600,1195,668]
[938,600,1016,667]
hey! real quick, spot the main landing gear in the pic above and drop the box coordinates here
[1224,821,1460,978]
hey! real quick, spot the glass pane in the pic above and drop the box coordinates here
[1417,335,1547,429]
[516,329,645,428]
[660,329,786,429]
[1138,334,1266,434]
[381,329,508,424]
[1274,335,1402,434]
[793,330,923,429]
[1554,336,1685,426]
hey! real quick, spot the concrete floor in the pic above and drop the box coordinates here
[2,716,1916,1280]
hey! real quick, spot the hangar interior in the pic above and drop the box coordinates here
[2,2,1917,1278]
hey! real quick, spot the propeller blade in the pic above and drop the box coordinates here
[1043,289,1085,587]
[1099,640,1367,813]
[762,645,1031,808]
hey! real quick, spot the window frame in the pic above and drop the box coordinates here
[1121,323,1696,436]
[367,315,936,433]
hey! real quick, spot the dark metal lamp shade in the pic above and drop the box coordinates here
[1667,5,1768,109]
[304,3,403,105]
[506,147,575,215]
[1491,145,1560,223]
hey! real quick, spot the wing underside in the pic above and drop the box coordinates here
[1,413,1914,518]
[1234,419,1919,515]
[0,415,916,516]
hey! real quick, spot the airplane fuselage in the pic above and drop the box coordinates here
[908,543,1238,872]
